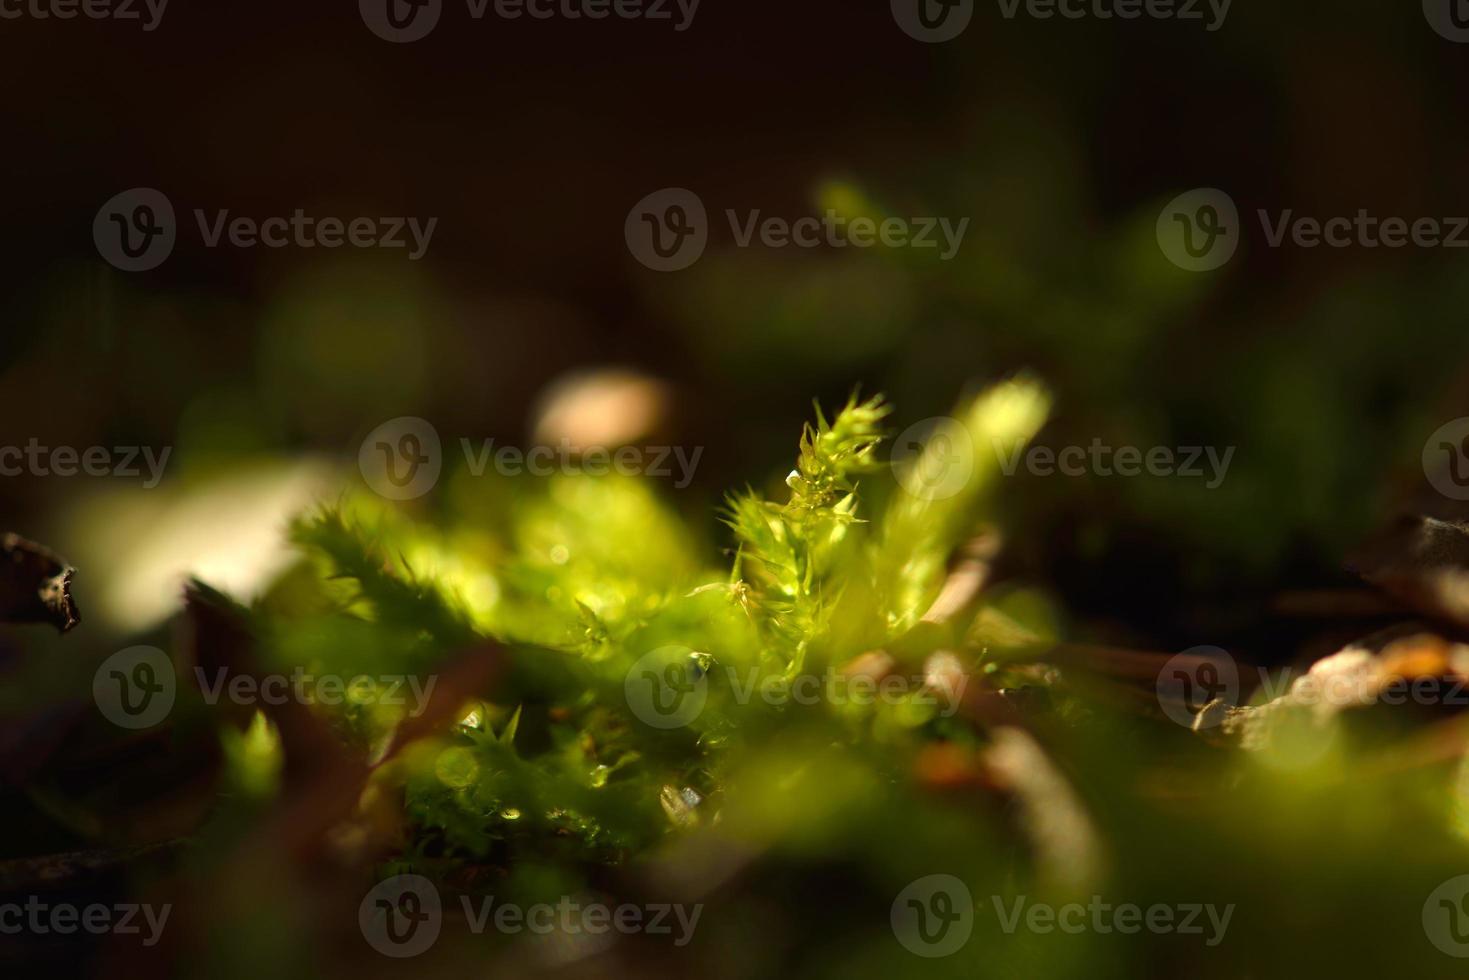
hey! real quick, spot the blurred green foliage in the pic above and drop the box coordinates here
[162,387,1469,979]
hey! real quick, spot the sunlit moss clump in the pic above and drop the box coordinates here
[240,385,1050,872]
[209,379,1469,980]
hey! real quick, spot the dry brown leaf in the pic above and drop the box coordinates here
[0,533,79,632]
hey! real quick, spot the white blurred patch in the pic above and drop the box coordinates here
[532,369,672,451]
[65,459,339,632]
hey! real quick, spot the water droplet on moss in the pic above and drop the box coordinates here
[660,785,702,829]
